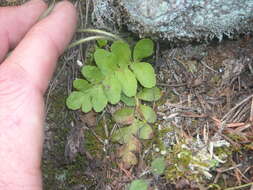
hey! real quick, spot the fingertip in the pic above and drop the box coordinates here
[0,0,48,62]
[24,0,47,10]
[51,0,78,25]
[53,0,77,14]
[3,0,78,92]
[53,0,78,53]
[40,0,78,54]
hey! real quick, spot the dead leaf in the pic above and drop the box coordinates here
[121,151,138,169]
[118,136,142,157]
[118,136,141,169]
[79,110,97,127]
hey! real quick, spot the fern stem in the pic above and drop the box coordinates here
[68,36,113,49]
[77,28,124,41]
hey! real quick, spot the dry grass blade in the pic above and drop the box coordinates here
[222,94,253,123]
[77,28,123,41]
[224,182,253,190]
[38,0,55,20]
[68,35,113,49]
[250,97,253,122]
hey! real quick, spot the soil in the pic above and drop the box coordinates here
[1,1,253,190]
[42,34,253,190]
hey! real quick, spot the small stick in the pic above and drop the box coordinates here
[224,182,253,190]
[222,94,253,122]
[250,97,253,122]
[157,82,187,87]
[200,60,219,73]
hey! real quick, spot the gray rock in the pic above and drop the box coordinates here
[92,0,253,42]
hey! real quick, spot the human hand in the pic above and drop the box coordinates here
[0,0,77,189]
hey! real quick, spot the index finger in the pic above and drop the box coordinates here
[2,0,77,93]
[0,0,47,62]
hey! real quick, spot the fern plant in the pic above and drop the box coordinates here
[67,38,165,190]
[66,39,156,112]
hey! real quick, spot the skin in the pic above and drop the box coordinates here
[0,0,77,189]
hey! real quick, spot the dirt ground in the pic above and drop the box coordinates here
[39,14,253,188]
[1,1,253,190]
[42,35,253,190]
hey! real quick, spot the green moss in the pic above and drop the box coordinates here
[227,133,246,142]
[210,75,221,86]
[214,146,232,159]
[84,128,103,156]
[167,92,179,103]
[157,134,232,183]
[43,83,90,189]
[244,142,253,150]
[83,118,113,156]
[148,125,172,153]
[43,155,89,189]
[165,141,204,182]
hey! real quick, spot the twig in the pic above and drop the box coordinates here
[89,128,104,144]
[224,182,253,190]
[222,94,253,122]
[155,41,160,68]
[250,97,253,122]
[235,123,252,132]
[157,82,187,87]
[84,0,90,28]
[45,58,68,114]
[163,102,200,112]
[180,112,207,118]
[200,60,219,73]
[232,103,250,122]
[216,164,242,173]
[226,122,245,128]
[117,163,133,179]
[220,133,241,148]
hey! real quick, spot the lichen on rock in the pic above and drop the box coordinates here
[92,0,253,42]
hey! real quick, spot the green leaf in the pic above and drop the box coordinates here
[122,151,138,168]
[112,120,143,144]
[66,91,85,110]
[81,66,104,83]
[137,87,162,101]
[139,123,153,139]
[139,104,157,123]
[129,179,148,190]
[118,136,141,155]
[94,49,118,75]
[130,62,156,88]
[151,157,166,175]
[90,85,108,112]
[112,127,134,144]
[118,136,141,167]
[113,107,135,125]
[133,39,154,62]
[66,91,92,113]
[115,68,137,97]
[103,74,121,104]
[81,94,92,113]
[111,41,131,67]
[73,79,92,91]
[96,39,107,47]
[121,94,136,106]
